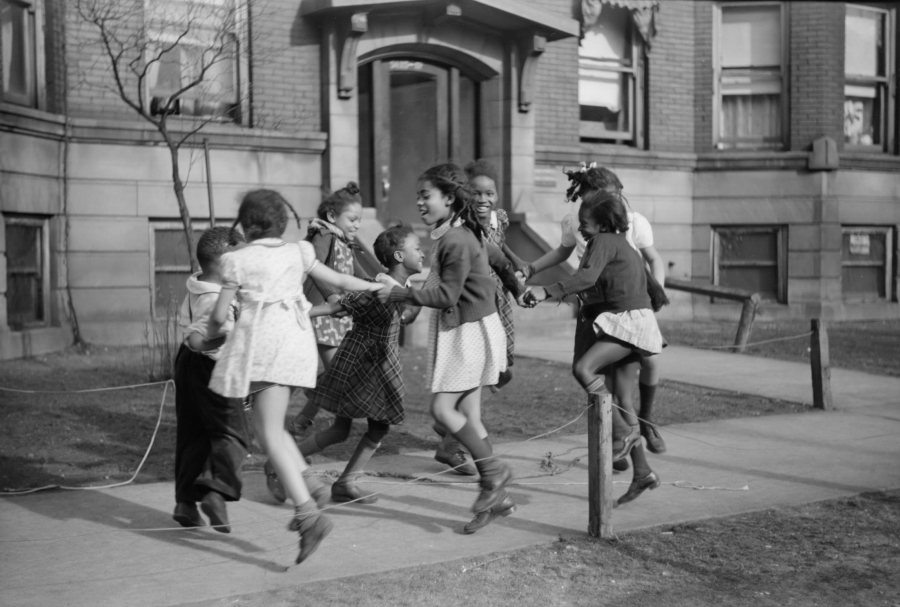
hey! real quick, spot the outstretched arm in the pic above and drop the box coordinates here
[308,301,347,318]
[640,245,666,286]
[528,244,577,277]
[308,263,384,293]
[208,286,238,337]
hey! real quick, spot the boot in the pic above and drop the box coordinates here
[200,490,230,533]
[264,459,287,504]
[173,502,205,528]
[303,469,332,509]
[330,436,380,505]
[463,493,516,534]
[472,459,514,513]
[613,458,630,473]
[288,499,334,565]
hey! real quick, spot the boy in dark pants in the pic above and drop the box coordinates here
[173,227,249,533]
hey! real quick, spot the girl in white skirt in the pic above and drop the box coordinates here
[377,163,520,533]
[207,189,384,565]
[526,189,664,505]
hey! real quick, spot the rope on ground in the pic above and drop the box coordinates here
[0,380,171,394]
[702,331,813,350]
[1,381,174,496]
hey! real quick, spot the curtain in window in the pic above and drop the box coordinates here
[721,94,781,143]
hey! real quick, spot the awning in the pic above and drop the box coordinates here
[302,0,579,41]
[581,0,659,48]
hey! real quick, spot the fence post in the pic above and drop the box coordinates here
[587,389,613,538]
[732,293,760,352]
[810,319,832,410]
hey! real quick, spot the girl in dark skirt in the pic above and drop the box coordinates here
[295,226,423,503]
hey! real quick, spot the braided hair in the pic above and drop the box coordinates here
[317,182,362,221]
[232,189,302,241]
[564,163,623,202]
[419,163,484,242]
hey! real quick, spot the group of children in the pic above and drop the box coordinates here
[172,160,669,565]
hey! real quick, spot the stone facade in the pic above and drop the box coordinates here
[1,0,899,360]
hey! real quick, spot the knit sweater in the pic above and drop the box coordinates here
[545,232,651,314]
[389,225,523,327]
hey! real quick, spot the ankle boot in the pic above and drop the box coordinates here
[464,492,516,534]
[434,434,476,476]
[472,458,514,513]
[289,500,333,565]
[303,469,332,509]
[331,474,378,504]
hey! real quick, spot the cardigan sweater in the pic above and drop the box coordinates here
[545,232,651,314]
[389,225,523,327]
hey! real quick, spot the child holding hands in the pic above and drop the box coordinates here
[172,227,249,532]
[207,189,385,565]
[295,225,424,504]
[377,163,524,533]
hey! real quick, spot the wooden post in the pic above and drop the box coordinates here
[732,293,760,353]
[587,389,613,538]
[203,138,215,225]
[810,319,833,410]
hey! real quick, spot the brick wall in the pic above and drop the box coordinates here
[647,0,695,152]
[533,36,580,149]
[693,1,714,152]
[43,0,67,114]
[249,1,320,132]
[789,1,845,151]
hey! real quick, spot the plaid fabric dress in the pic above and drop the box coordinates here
[305,289,406,424]
[485,209,515,367]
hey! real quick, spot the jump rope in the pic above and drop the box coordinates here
[0,356,778,542]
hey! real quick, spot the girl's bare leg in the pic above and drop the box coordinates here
[457,387,488,439]
[253,386,311,506]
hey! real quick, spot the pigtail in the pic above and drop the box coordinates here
[564,162,623,201]
[282,200,303,229]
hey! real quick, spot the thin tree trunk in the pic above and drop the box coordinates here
[166,140,198,272]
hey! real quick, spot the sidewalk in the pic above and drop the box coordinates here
[2,344,899,607]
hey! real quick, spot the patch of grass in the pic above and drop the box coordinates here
[193,490,900,607]
[659,319,900,377]
[0,345,807,491]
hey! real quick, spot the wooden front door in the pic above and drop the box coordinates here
[359,58,479,240]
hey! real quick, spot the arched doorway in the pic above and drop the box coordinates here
[358,58,480,231]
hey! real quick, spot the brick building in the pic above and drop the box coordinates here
[1,0,898,360]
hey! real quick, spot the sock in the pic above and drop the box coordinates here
[337,436,380,483]
[630,444,652,480]
[639,383,657,424]
[451,422,492,464]
[584,377,606,395]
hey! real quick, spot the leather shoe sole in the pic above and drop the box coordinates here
[614,471,661,508]
[464,494,515,534]
[641,423,667,454]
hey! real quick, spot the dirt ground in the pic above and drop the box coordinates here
[0,345,807,492]
[190,490,900,607]
[658,319,900,377]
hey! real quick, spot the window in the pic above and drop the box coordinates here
[578,5,642,144]
[0,0,43,108]
[714,2,787,150]
[146,0,244,123]
[4,215,49,330]
[841,226,894,301]
[151,223,206,317]
[713,226,786,302]
[844,4,895,151]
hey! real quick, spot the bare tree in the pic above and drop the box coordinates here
[74,0,249,270]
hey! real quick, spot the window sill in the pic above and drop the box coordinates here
[0,102,66,137]
[840,152,900,171]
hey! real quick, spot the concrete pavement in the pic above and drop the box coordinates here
[2,341,899,607]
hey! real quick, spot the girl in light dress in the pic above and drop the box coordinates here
[377,163,523,534]
[207,189,385,565]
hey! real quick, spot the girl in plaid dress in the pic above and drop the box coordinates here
[526,190,664,505]
[295,226,424,504]
[377,163,524,534]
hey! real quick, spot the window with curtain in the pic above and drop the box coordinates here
[841,226,894,301]
[151,223,207,317]
[0,0,37,107]
[844,4,893,151]
[146,0,241,122]
[579,5,642,144]
[715,3,786,150]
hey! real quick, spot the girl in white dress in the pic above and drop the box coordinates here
[207,189,384,565]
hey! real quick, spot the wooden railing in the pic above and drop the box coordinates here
[664,278,761,353]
